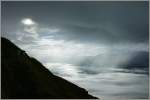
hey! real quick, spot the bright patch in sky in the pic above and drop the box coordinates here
[21,18,35,25]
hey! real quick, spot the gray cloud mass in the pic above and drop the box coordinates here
[2,1,149,44]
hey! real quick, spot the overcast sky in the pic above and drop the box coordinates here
[2,1,149,99]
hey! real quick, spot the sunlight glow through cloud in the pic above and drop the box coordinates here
[21,18,35,26]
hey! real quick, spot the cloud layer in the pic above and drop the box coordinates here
[2,1,149,44]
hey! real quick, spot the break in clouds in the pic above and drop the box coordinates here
[2,1,149,99]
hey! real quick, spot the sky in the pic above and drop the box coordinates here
[1,1,149,99]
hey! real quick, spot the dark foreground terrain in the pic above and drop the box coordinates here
[1,37,98,99]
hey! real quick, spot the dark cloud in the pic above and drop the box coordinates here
[120,51,149,71]
[114,69,149,75]
[2,1,149,44]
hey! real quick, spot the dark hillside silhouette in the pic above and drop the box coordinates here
[1,37,98,99]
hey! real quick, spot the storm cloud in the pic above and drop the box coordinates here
[2,1,149,44]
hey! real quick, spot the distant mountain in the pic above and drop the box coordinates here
[1,37,98,99]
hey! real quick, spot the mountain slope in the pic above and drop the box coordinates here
[1,37,98,99]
